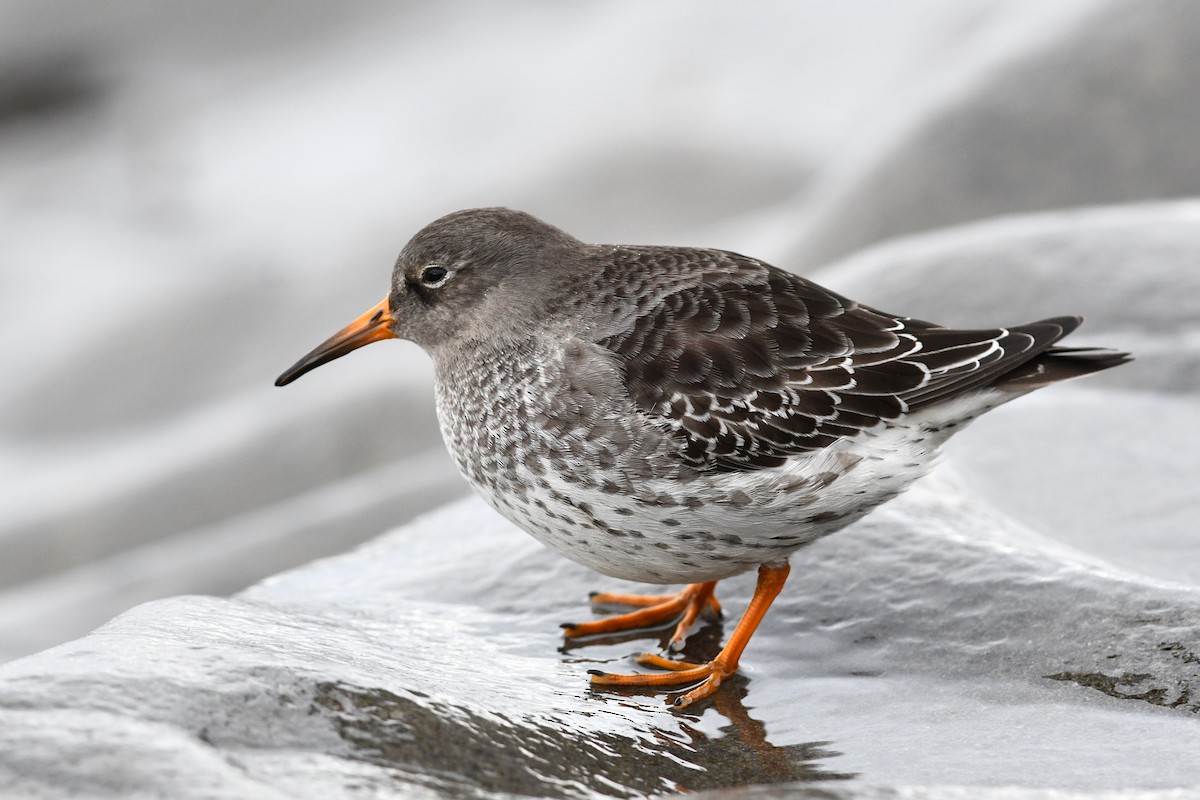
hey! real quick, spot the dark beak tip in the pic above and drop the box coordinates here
[274,359,312,387]
[274,354,325,387]
[274,296,395,389]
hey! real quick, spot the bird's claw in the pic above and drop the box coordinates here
[562,582,721,642]
[589,654,733,708]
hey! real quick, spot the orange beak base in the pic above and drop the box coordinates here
[275,296,397,386]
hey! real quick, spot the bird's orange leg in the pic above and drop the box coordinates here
[589,562,790,708]
[561,581,721,649]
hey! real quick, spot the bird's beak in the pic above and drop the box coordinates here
[275,296,397,386]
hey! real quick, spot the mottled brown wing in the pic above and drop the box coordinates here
[595,248,1070,472]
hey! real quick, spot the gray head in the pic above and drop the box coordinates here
[275,208,584,386]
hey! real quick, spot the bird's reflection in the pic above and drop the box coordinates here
[562,618,856,789]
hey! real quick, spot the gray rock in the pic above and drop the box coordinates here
[1,473,1197,798]
[811,201,1200,586]
[811,202,1200,397]
[4,196,1199,794]
[0,366,468,662]
[5,199,1199,799]
[788,0,1200,269]
[6,200,1197,797]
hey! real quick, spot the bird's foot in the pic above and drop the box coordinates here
[561,581,721,649]
[582,563,792,709]
[588,653,735,708]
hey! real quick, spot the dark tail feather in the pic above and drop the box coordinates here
[901,315,1124,409]
[995,335,1132,391]
[896,315,1128,413]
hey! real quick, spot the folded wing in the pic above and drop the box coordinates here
[596,250,1085,472]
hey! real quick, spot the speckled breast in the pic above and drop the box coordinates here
[432,337,936,584]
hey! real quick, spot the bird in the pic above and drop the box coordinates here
[276,207,1130,708]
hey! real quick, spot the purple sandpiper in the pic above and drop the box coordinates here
[277,208,1129,708]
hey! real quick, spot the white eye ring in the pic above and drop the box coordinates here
[419,265,452,288]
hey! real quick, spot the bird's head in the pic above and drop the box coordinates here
[275,207,582,386]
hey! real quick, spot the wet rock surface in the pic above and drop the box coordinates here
[1,477,1198,798]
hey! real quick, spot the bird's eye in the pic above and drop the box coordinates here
[419,265,451,288]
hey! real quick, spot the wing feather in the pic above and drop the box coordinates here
[594,248,1077,472]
